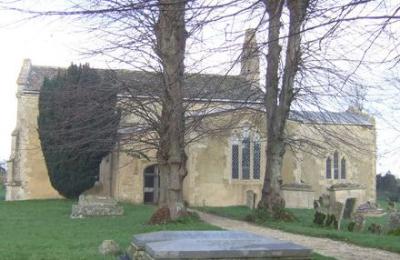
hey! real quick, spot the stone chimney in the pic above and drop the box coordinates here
[17,59,32,85]
[16,59,32,93]
[240,29,260,88]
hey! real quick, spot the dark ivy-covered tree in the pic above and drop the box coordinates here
[38,64,119,199]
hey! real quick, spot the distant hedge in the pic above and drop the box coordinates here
[38,64,119,199]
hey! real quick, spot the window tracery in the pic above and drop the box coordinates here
[231,127,261,180]
[325,151,346,180]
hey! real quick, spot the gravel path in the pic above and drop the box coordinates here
[195,210,400,260]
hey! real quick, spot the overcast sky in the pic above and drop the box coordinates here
[0,2,399,177]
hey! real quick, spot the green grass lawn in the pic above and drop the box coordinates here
[0,199,332,260]
[0,200,218,260]
[199,205,400,254]
[0,184,5,200]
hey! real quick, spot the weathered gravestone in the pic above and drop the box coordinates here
[246,190,257,209]
[343,198,357,219]
[388,201,397,212]
[128,231,312,260]
[330,201,344,229]
[313,194,345,229]
[352,213,365,232]
[98,240,121,256]
[389,212,400,231]
[71,194,123,218]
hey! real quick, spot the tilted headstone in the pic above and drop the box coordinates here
[331,201,344,230]
[343,198,357,219]
[313,194,345,229]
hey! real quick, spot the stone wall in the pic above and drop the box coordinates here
[6,92,61,200]
[281,184,315,209]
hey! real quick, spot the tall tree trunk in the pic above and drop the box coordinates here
[154,0,187,221]
[259,0,309,213]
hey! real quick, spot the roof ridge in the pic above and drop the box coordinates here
[30,64,243,79]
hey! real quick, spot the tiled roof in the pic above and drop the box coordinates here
[17,60,373,126]
[19,63,263,102]
[289,110,373,126]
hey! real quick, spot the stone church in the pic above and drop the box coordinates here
[5,31,377,208]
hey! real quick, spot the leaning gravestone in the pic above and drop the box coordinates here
[343,198,357,219]
[128,231,312,260]
[70,194,123,218]
[331,201,344,229]
[314,194,345,229]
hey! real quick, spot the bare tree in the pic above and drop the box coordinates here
[3,0,400,218]
[255,0,310,211]
[0,0,262,221]
[153,0,188,219]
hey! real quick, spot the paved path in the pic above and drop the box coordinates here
[195,210,400,260]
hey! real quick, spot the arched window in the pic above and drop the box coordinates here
[326,151,347,180]
[231,135,239,179]
[253,133,261,179]
[231,128,261,180]
[326,157,332,179]
[241,133,251,180]
[333,151,339,179]
[341,157,346,179]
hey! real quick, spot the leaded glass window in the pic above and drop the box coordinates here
[326,157,332,179]
[242,136,250,179]
[231,128,262,181]
[326,151,347,180]
[333,151,339,179]
[232,144,239,179]
[253,134,261,179]
[341,157,346,179]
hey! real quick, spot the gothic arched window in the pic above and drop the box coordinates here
[341,157,346,179]
[241,132,251,180]
[326,157,332,179]
[333,151,339,179]
[231,135,239,179]
[231,128,261,180]
[253,133,261,179]
[326,151,347,180]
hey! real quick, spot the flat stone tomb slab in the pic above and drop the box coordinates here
[133,231,266,249]
[132,231,311,259]
[70,195,123,218]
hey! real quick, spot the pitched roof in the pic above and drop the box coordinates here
[289,110,373,126]
[17,60,374,126]
[17,60,263,102]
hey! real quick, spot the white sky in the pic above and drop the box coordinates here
[0,3,399,177]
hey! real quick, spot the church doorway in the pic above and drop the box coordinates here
[143,164,159,204]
